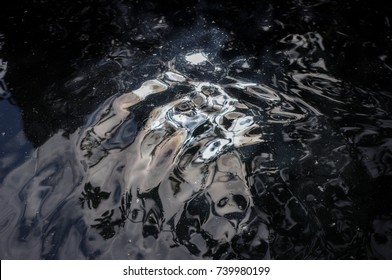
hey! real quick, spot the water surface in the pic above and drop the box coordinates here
[0,0,392,259]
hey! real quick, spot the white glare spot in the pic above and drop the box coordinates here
[164,71,186,82]
[185,52,208,65]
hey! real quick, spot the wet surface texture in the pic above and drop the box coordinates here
[1,0,392,259]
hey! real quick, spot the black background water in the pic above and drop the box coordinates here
[0,0,392,259]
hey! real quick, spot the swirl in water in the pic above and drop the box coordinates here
[1,49,375,259]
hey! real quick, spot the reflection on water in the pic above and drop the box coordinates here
[0,0,392,259]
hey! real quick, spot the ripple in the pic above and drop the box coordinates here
[1,1,392,259]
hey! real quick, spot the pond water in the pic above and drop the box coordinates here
[0,0,392,259]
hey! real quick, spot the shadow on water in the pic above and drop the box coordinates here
[0,0,392,259]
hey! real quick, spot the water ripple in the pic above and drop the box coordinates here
[1,1,392,260]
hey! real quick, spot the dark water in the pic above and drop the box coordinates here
[0,0,392,259]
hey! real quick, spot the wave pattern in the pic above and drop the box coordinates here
[1,1,392,260]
